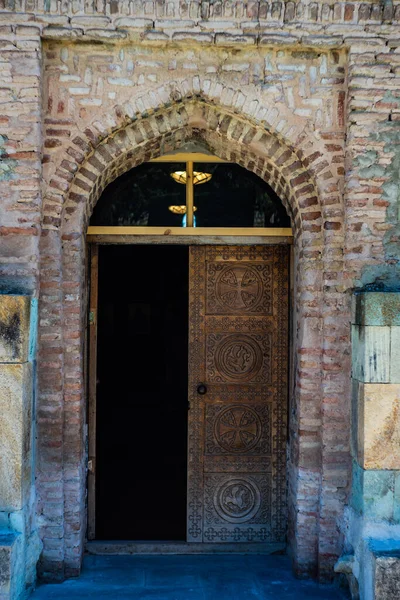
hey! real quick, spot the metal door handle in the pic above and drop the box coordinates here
[197,383,207,395]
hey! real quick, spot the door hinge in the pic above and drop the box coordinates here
[89,310,96,326]
[88,458,96,473]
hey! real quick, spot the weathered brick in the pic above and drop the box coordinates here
[0,2,398,593]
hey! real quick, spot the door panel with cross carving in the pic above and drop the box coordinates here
[187,246,289,546]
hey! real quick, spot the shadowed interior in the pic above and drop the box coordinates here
[96,245,189,540]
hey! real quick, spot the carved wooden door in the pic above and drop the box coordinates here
[187,245,289,547]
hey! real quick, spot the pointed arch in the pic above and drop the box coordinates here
[37,90,348,583]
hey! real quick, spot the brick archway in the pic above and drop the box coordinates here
[37,97,349,583]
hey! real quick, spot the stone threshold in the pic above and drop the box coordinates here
[86,540,285,555]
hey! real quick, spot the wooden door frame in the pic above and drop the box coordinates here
[87,244,98,540]
[86,234,293,545]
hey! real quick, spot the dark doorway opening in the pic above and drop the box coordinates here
[95,245,189,540]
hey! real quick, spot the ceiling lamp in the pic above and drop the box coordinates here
[170,171,212,185]
[168,205,197,215]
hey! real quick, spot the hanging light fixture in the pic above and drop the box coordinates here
[168,205,197,215]
[169,162,210,226]
[170,170,212,185]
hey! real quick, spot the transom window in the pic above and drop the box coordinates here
[89,149,291,232]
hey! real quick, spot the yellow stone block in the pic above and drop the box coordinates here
[0,296,31,363]
[356,382,400,470]
[0,363,32,511]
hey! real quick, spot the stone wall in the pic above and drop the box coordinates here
[0,296,41,600]
[0,2,399,599]
[339,292,400,600]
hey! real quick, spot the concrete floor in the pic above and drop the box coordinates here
[30,554,347,599]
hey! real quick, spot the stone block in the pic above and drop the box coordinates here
[390,327,400,384]
[0,296,30,364]
[351,379,360,461]
[352,325,390,383]
[394,473,400,523]
[0,532,19,599]
[351,462,396,521]
[352,292,400,327]
[366,470,394,521]
[372,544,400,600]
[0,364,32,512]
[354,382,400,469]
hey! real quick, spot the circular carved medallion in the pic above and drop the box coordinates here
[215,405,261,453]
[214,478,261,523]
[216,266,262,311]
[215,334,263,381]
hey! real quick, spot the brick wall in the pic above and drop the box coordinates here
[2,0,400,30]
[0,0,399,590]
[345,42,400,290]
[0,18,42,295]
[39,42,349,581]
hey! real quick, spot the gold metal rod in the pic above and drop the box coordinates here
[186,160,194,228]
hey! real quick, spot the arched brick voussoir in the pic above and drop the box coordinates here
[112,78,338,199]
[112,76,315,147]
[64,129,321,246]
[42,76,333,218]
[44,102,323,247]
[108,84,330,187]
